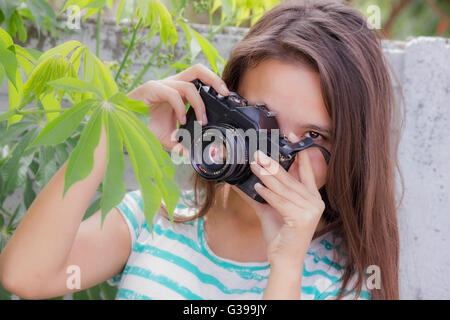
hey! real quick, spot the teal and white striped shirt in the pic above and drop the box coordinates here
[107,190,371,300]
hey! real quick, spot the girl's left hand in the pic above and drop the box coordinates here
[235,147,326,268]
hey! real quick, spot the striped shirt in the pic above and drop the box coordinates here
[107,189,371,300]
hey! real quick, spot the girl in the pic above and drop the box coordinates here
[0,0,402,300]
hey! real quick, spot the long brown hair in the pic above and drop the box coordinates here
[162,0,405,300]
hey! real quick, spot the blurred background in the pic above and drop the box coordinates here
[1,0,449,42]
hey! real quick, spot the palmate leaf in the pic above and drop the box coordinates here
[37,40,82,63]
[48,77,104,99]
[0,127,38,195]
[155,0,178,51]
[114,108,179,226]
[35,145,59,189]
[84,49,118,99]
[190,27,225,74]
[115,108,178,217]
[137,0,178,49]
[100,109,126,228]
[27,99,96,149]
[22,54,77,104]
[109,92,149,115]
[111,110,163,231]
[63,106,103,197]
[0,38,18,88]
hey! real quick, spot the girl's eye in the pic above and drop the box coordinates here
[304,131,324,140]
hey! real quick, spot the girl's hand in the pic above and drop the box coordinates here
[235,146,326,268]
[127,63,230,151]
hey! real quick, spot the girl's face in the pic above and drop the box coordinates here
[238,58,332,189]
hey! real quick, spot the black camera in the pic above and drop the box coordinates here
[176,79,331,203]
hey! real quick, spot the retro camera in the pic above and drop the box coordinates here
[176,79,331,203]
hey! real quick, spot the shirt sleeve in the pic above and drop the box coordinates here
[106,190,146,286]
[317,272,372,300]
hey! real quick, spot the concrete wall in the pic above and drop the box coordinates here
[1,17,449,299]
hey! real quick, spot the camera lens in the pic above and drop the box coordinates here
[191,125,248,182]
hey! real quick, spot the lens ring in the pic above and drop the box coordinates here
[190,125,249,181]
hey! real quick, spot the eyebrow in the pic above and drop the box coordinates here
[252,101,331,135]
[297,124,331,135]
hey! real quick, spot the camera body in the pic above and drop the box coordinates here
[176,79,330,203]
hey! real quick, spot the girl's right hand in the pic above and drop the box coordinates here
[127,63,230,151]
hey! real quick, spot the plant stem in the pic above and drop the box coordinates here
[130,41,163,90]
[96,9,102,57]
[115,18,143,82]
[0,206,12,219]
[17,109,67,115]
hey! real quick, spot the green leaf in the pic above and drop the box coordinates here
[47,77,103,99]
[0,39,18,88]
[116,109,178,221]
[0,0,20,26]
[25,0,57,34]
[84,49,117,99]
[155,0,178,51]
[38,40,82,62]
[35,145,58,189]
[0,120,31,147]
[100,109,126,228]
[23,54,77,104]
[177,20,201,60]
[7,67,23,127]
[28,99,96,149]
[116,0,125,25]
[63,107,103,197]
[83,195,101,221]
[14,45,38,75]
[54,143,69,164]
[116,108,175,179]
[190,27,225,74]
[109,92,149,115]
[40,93,61,122]
[0,283,12,300]
[99,281,118,300]
[0,128,38,195]
[112,111,162,231]
[0,26,13,47]
[24,172,36,209]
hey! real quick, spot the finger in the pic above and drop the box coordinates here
[253,182,299,221]
[297,149,319,196]
[254,150,313,201]
[250,161,308,209]
[146,81,187,125]
[171,63,230,97]
[163,79,207,125]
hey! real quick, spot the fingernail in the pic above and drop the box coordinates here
[202,114,208,125]
[254,182,262,190]
[256,150,270,166]
[181,114,186,125]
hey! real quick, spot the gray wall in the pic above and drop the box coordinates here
[1,17,449,299]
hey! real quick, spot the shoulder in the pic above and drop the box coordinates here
[303,231,372,300]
